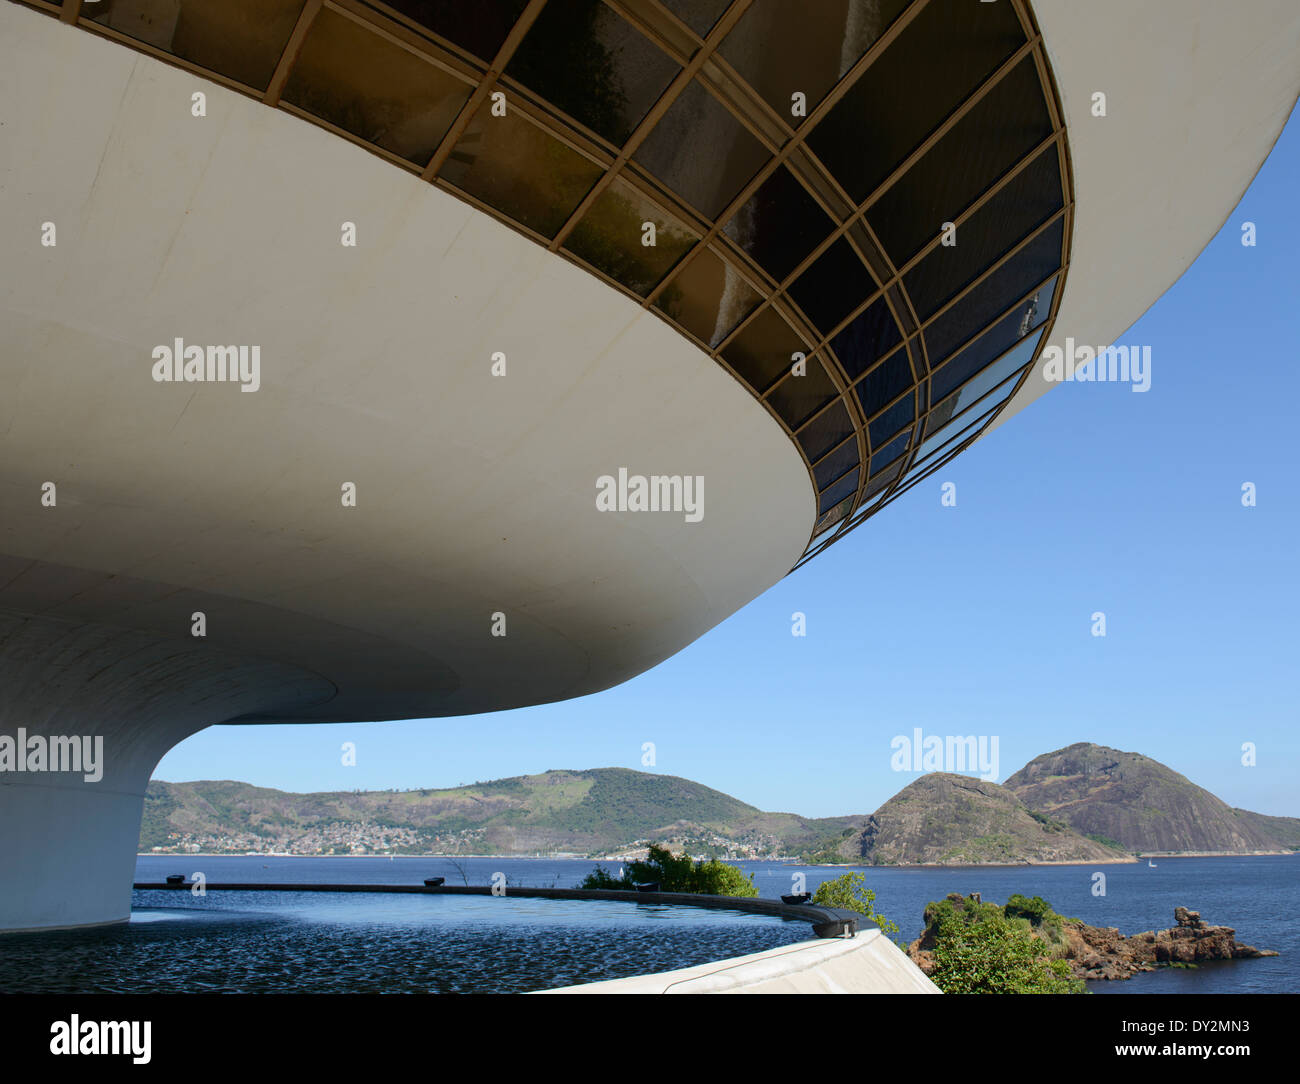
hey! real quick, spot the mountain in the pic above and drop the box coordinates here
[1005,743,1283,853]
[802,773,1129,866]
[140,768,860,858]
[1232,809,1300,850]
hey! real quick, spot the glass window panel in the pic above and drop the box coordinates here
[807,0,1025,202]
[868,391,914,448]
[654,246,761,347]
[902,146,1063,321]
[565,177,698,295]
[632,80,770,219]
[867,57,1056,266]
[722,307,809,394]
[923,367,1023,444]
[507,2,680,146]
[929,275,1056,401]
[661,0,730,37]
[796,399,853,462]
[814,493,854,537]
[384,0,528,63]
[766,358,838,430]
[918,379,1022,463]
[440,105,603,237]
[922,219,1063,367]
[941,329,1042,419]
[284,8,471,164]
[871,428,911,472]
[864,458,903,496]
[855,349,913,421]
[723,166,835,283]
[719,0,909,127]
[788,238,877,335]
[829,295,902,380]
[819,467,860,514]
[87,0,307,91]
[813,436,860,490]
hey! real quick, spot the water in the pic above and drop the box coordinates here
[1,854,1292,993]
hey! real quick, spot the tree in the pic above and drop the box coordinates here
[579,844,757,897]
[810,872,898,936]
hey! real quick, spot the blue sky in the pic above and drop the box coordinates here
[156,106,1300,820]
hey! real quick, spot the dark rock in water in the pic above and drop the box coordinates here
[907,897,1278,983]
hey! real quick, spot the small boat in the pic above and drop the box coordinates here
[165,874,185,885]
[634,881,660,893]
[1148,859,1157,868]
[781,892,812,905]
[423,877,446,887]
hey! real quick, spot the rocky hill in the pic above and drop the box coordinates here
[1005,743,1282,853]
[803,773,1129,866]
[140,768,859,858]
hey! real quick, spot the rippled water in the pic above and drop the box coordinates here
[1,890,809,994]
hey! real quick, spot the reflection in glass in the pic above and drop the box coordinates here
[441,105,602,238]
[938,329,1042,422]
[719,0,909,126]
[819,467,860,514]
[722,307,808,395]
[565,177,697,295]
[660,0,730,37]
[814,493,854,536]
[766,356,838,430]
[655,247,761,347]
[723,166,835,283]
[929,276,1056,403]
[922,220,1063,367]
[807,0,1024,201]
[384,0,528,63]
[285,7,471,163]
[867,57,1056,267]
[89,0,308,92]
[633,81,769,218]
[507,1,679,146]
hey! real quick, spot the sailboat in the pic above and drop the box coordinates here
[1148,859,1157,868]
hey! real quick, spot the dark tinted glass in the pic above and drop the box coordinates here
[819,467,860,514]
[722,307,808,394]
[661,0,730,37]
[284,9,472,163]
[922,219,1064,366]
[868,391,914,447]
[864,458,902,495]
[633,80,770,218]
[654,246,761,347]
[871,428,911,471]
[855,350,913,423]
[766,358,838,430]
[719,0,909,126]
[829,296,902,380]
[815,494,854,536]
[903,145,1062,320]
[384,0,528,62]
[929,279,1054,402]
[440,105,602,237]
[565,177,697,295]
[807,0,1025,201]
[723,167,835,283]
[813,435,860,490]
[796,399,854,462]
[867,56,1055,266]
[88,0,307,91]
[788,238,877,334]
[507,2,680,146]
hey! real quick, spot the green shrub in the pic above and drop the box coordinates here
[922,897,1083,994]
[579,844,757,897]
[810,872,898,936]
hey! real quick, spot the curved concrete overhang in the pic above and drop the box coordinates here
[0,2,814,728]
[989,0,1300,434]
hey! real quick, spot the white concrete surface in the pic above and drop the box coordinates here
[544,929,941,993]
